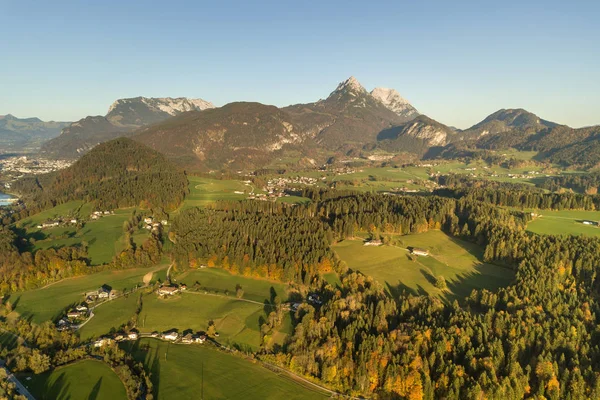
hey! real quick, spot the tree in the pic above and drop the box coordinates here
[434,276,447,289]
[236,284,244,299]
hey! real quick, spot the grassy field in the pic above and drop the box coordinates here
[175,268,290,303]
[526,209,600,237]
[333,231,514,300]
[78,293,141,340]
[17,203,141,265]
[139,293,268,351]
[7,265,165,323]
[123,338,329,399]
[182,176,249,209]
[22,359,127,400]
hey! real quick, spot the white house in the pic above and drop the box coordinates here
[163,332,178,341]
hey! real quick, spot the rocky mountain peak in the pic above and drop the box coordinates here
[331,76,367,95]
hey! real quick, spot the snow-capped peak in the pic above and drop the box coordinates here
[370,87,419,118]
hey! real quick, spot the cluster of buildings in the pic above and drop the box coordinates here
[85,286,119,304]
[36,217,78,229]
[0,156,72,181]
[56,304,89,331]
[249,176,321,201]
[90,210,114,220]
[93,330,207,347]
[144,216,168,232]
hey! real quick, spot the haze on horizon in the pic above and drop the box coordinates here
[1,0,599,129]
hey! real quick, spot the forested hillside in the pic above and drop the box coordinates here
[13,137,188,211]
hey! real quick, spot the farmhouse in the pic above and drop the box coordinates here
[67,310,83,319]
[98,287,110,298]
[158,286,180,296]
[582,220,596,226]
[182,333,194,344]
[364,239,382,246]
[162,331,179,341]
[128,330,139,340]
[195,335,207,344]
[93,337,113,348]
[411,248,430,256]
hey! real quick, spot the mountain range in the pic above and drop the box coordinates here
[0,114,70,153]
[40,97,214,158]
[4,76,600,169]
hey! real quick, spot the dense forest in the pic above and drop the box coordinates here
[251,193,600,399]
[12,138,188,211]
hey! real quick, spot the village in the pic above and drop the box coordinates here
[0,156,73,182]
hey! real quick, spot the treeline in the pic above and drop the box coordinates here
[437,186,600,210]
[265,195,600,399]
[0,226,88,294]
[12,138,188,212]
[538,173,600,194]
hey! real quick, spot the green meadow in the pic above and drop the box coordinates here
[17,203,145,265]
[8,265,165,323]
[124,338,329,400]
[139,293,268,351]
[333,230,514,299]
[176,267,290,303]
[22,359,127,400]
[78,293,141,340]
[526,209,600,237]
[182,176,249,208]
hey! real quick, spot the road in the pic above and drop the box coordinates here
[0,363,35,400]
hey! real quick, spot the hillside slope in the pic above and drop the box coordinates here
[14,138,188,210]
[133,102,307,170]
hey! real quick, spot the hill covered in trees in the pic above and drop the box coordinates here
[13,137,188,211]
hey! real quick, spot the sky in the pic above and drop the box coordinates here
[1,0,599,129]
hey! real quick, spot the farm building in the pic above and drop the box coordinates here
[163,331,179,341]
[158,286,180,296]
[364,239,382,246]
[411,248,429,256]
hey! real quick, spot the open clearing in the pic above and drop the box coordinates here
[176,267,290,303]
[333,230,514,299]
[139,293,269,351]
[22,359,127,400]
[8,265,165,323]
[17,203,144,265]
[78,293,141,340]
[526,209,600,237]
[182,176,249,209]
[124,338,329,400]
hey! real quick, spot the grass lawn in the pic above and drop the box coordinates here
[8,265,165,324]
[139,293,267,351]
[526,209,600,237]
[123,338,329,400]
[22,359,127,400]
[78,293,141,340]
[333,231,514,300]
[176,268,290,303]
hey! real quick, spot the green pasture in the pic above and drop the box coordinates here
[22,359,127,400]
[175,267,290,303]
[78,293,141,340]
[526,209,600,237]
[333,230,514,300]
[8,266,164,323]
[123,338,329,399]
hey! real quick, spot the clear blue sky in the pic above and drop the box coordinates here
[1,0,599,129]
